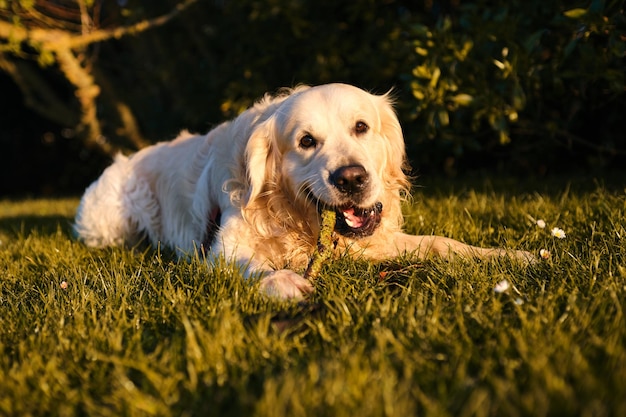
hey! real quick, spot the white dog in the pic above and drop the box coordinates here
[74,83,531,298]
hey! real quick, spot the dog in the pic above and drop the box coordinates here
[74,83,532,298]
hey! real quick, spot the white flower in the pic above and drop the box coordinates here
[551,227,566,239]
[536,219,546,228]
[494,279,510,293]
[539,249,551,259]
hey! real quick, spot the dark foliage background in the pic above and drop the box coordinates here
[1,0,624,196]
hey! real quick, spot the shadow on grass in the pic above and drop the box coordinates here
[0,215,75,238]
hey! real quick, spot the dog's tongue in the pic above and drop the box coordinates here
[342,208,365,228]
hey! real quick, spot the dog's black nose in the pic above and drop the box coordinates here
[330,165,369,194]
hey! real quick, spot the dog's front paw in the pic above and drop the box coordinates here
[259,269,314,299]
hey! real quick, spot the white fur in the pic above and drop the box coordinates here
[75,83,532,298]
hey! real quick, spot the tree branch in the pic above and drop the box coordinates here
[54,47,114,155]
[94,66,151,150]
[0,0,198,157]
[0,0,198,51]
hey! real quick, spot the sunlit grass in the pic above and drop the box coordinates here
[1,179,625,416]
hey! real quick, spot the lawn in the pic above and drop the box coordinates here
[1,178,625,416]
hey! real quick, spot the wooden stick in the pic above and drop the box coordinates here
[303,209,337,282]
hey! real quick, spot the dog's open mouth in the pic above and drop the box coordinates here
[333,202,383,238]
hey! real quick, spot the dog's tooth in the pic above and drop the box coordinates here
[342,211,354,228]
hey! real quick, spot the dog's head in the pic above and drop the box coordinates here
[244,83,410,238]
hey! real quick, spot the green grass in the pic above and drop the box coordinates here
[1,178,625,416]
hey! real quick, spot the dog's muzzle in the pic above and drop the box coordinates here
[322,165,382,238]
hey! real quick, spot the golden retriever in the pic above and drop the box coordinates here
[74,83,532,298]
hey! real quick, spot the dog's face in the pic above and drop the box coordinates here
[245,84,408,238]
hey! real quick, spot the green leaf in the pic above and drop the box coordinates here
[410,81,425,100]
[451,94,474,106]
[563,39,578,59]
[429,67,441,89]
[563,8,587,19]
[498,129,511,145]
[415,47,429,56]
[524,29,547,52]
[589,0,604,14]
[37,49,56,67]
[412,65,431,79]
[438,109,450,126]
[512,84,526,110]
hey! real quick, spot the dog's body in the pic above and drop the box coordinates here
[75,84,530,298]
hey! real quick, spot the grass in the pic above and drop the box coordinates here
[1,178,625,416]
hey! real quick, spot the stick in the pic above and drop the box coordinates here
[303,209,337,282]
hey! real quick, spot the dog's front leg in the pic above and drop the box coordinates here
[389,232,535,262]
[210,210,313,299]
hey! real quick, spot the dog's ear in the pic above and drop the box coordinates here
[376,92,411,194]
[243,116,278,207]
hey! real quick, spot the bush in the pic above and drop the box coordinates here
[402,0,626,174]
[1,0,624,195]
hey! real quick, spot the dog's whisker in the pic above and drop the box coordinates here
[294,175,320,206]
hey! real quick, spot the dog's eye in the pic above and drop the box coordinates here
[355,121,369,135]
[299,134,317,149]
